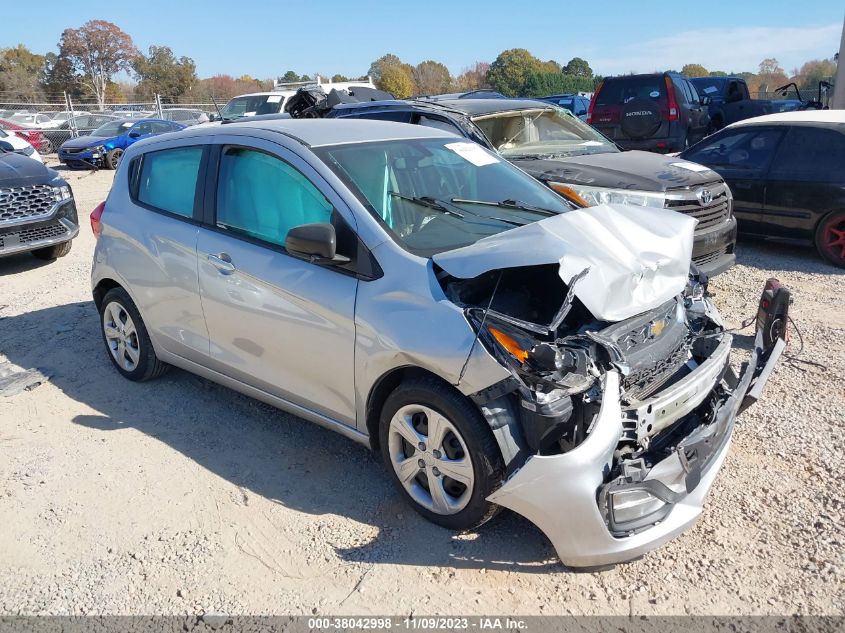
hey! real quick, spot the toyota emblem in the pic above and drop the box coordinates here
[695,188,713,206]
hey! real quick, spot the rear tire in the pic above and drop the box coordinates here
[814,210,845,268]
[31,240,72,260]
[105,148,123,170]
[99,287,169,381]
[379,376,505,531]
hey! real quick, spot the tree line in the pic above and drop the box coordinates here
[0,20,838,106]
[680,59,837,97]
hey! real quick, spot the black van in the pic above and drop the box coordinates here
[588,72,711,153]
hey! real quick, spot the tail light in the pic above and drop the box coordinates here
[90,201,105,238]
[585,81,602,124]
[665,76,679,121]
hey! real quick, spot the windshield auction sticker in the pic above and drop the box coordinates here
[445,141,499,166]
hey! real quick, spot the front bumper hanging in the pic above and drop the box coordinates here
[487,329,785,568]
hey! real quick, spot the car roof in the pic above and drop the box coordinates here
[229,91,296,98]
[162,118,457,147]
[335,97,555,118]
[727,110,845,128]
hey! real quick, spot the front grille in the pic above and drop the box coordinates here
[599,299,690,401]
[623,338,690,400]
[0,221,68,249]
[61,147,89,155]
[0,185,58,225]
[693,245,730,267]
[664,181,731,231]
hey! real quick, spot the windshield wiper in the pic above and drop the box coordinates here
[388,192,464,218]
[451,198,560,218]
[390,192,527,226]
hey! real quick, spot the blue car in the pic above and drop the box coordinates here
[59,118,186,170]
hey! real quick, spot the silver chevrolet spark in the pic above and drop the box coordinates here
[90,119,784,567]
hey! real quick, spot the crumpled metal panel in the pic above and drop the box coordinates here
[432,203,696,322]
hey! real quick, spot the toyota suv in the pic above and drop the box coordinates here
[89,119,783,567]
[323,97,736,276]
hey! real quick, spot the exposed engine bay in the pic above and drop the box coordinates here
[440,260,788,543]
[440,262,722,449]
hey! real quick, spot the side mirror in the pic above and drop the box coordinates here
[128,131,140,138]
[700,96,711,106]
[0,140,14,153]
[285,223,350,264]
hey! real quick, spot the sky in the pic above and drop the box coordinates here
[6,1,844,80]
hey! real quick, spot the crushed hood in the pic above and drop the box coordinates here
[432,204,695,322]
[512,150,722,192]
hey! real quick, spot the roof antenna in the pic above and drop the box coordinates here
[210,95,224,120]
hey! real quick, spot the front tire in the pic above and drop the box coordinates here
[815,210,845,268]
[379,377,505,530]
[99,288,168,381]
[105,148,123,170]
[31,240,72,260]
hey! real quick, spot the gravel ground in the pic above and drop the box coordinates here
[0,164,843,616]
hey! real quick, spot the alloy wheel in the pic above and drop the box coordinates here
[102,301,140,371]
[820,213,845,265]
[387,404,474,515]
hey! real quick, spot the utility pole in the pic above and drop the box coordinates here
[833,14,844,109]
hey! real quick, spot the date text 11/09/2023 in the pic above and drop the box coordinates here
[307,617,528,630]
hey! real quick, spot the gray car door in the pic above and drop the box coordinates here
[196,137,359,426]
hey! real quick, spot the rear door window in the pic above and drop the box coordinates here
[215,147,334,247]
[769,126,845,181]
[136,146,204,218]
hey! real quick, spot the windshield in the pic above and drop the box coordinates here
[92,121,133,137]
[221,95,284,119]
[316,137,572,256]
[471,107,617,158]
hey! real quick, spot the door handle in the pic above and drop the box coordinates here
[208,252,235,273]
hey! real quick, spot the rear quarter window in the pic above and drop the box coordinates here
[135,146,204,218]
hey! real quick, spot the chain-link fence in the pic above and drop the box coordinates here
[0,94,218,155]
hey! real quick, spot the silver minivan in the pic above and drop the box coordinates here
[90,119,784,567]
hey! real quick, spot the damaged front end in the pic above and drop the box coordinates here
[440,262,786,568]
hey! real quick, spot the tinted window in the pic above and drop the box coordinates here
[416,114,463,135]
[684,128,784,172]
[136,146,203,217]
[770,126,845,181]
[596,76,665,106]
[688,82,701,104]
[132,122,154,136]
[93,120,134,136]
[150,121,173,134]
[216,147,333,246]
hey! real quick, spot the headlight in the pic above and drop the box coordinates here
[550,183,666,209]
[488,326,529,363]
[608,488,667,525]
[52,185,72,201]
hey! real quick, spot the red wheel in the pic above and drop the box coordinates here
[815,210,845,268]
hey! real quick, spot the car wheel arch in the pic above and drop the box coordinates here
[364,366,507,454]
